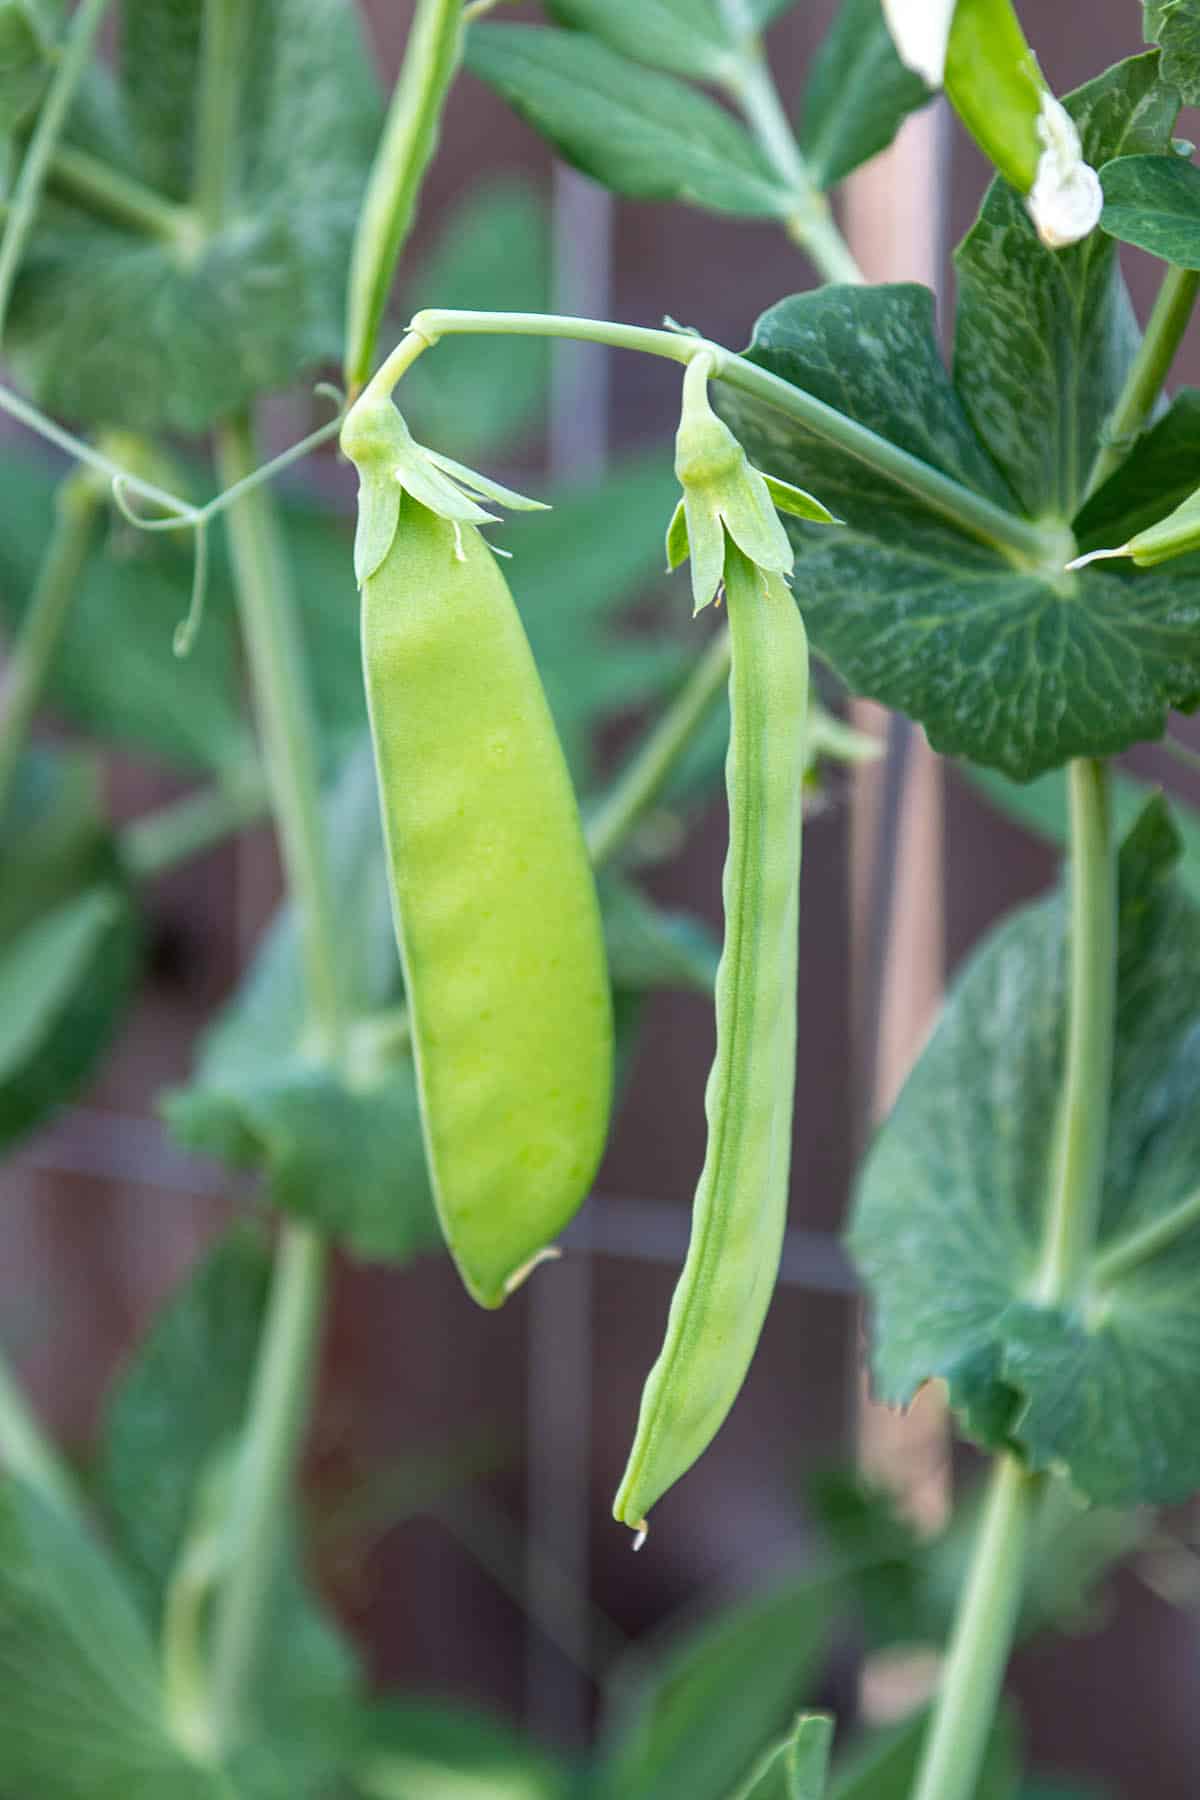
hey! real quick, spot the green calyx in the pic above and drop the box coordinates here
[340,392,548,586]
[668,354,835,613]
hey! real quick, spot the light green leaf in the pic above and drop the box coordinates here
[351,1700,570,1800]
[544,0,738,82]
[597,1571,839,1800]
[465,24,792,217]
[8,0,380,431]
[0,0,54,131]
[798,0,932,189]
[1099,150,1200,265]
[734,1715,833,1800]
[851,797,1200,1507]
[399,178,551,461]
[953,55,1177,521]
[1072,388,1200,554]
[0,1479,225,1798]
[721,278,1200,779]
[829,1709,1019,1799]
[1144,0,1200,103]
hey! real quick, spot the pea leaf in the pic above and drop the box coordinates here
[398,178,552,462]
[851,797,1200,1508]
[465,24,792,217]
[164,744,442,1263]
[543,0,739,83]
[1098,151,1200,267]
[7,0,379,431]
[0,1479,225,1799]
[596,1571,839,1800]
[1072,388,1200,553]
[1144,0,1200,103]
[734,1716,833,1800]
[798,0,932,190]
[0,751,141,1151]
[98,1227,362,1799]
[953,55,1177,522]
[722,279,1200,779]
[0,0,54,131]
[351,1700,570,1800]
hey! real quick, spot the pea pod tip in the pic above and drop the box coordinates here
[501,1244,562,1298]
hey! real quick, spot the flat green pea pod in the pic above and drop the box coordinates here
[883,0,1101,248]
[348,399,613,1308]
[613,545,807,1541]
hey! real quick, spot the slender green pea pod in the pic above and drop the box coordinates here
[883,0,1101,248]
[345,396,614,1308]
[613,544,808,1540]
[1067,484,1200,573]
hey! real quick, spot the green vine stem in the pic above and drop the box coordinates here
[1034,757,1116,1304]
[0,467,102,818]
[375,312,1058,567]
[344,0,463,393]
[910,1456,1038,1800]
[586,625,732,869]
[121,769,270,880]
[1092,1183,1200,1290]
[0,1345,83,1522]
[0,0,112,335]
[726,43,864,285]
[46,143,196,247]
[1087,265,1200,497]
[207,418,345,1750]
[194,0,248,233]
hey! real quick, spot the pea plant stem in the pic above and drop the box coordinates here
[46,143,195,246]
[1034,759,1116,1305]
[344,0,463,393]
[121,769,270,880]
[207,418,347,1750]
[726,46,864,285]
[0,0,112,336]
[586,626,732,869]
[910,1456,1037,1800]
[195,0,248,233]
[385,311,1055,567]
[1087,265,1200,497]
[0,468,102,818]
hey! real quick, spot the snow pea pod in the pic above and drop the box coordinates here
[613,545,807,1538]
[360,495,613,1308]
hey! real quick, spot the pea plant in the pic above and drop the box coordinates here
[5,0,1200,1793]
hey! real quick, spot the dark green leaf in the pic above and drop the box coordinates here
[953,55,1177,521]
[99,1227,274,1618]
[8,0,380,431]
[465,24,792,217]
[597,1571,839,1800]
[1144,0,1200,103]
[722,279,1200,778]
[351,1700,570,1800]
[164,744,442,1263]
[544,0,737,82]
[851,797,1200,1507]
[0,744,109,941]
[0,0,54,131]
[1072,388,1200,553]
[0,882,141,1151]
[0,454,252,774]
[1100,150,1200,267]
[829,1709,1019,1800]
[735,1715,833,1800]
[0,1480,225,1798]
[399,178,551,461]
[798,0,931,189]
